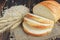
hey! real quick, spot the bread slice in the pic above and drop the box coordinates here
[23,22,52,36]
[23,17,54,29]
[33,1,60,22]
[25,13,54,24]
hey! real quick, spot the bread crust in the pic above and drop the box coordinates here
[42,1,60,19]
[43,1,60,9]
[23,27,51,36]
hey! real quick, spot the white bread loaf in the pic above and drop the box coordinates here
[23,13,54,36]
[40,1,60,21]
[33,1,60,22]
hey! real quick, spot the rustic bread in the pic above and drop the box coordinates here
[33,1,60,22]
[40,1,60,22]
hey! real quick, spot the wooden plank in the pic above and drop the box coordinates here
[0,0,6,17]
[0,30,10,40]
[0,1,10,40]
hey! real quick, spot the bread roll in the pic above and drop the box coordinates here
[33,1,60,22]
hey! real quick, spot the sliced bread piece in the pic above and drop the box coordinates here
[23,17,54,29]
[23,22,52,36]
[25,13,54,24]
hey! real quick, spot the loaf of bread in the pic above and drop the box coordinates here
[23,1,60,36]
[33,1,60,22]
[23,13,54,36]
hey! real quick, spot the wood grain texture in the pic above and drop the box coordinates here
[0,30,10,40]
[0,0,6,17]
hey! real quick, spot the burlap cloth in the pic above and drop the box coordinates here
[10,21,60,40]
